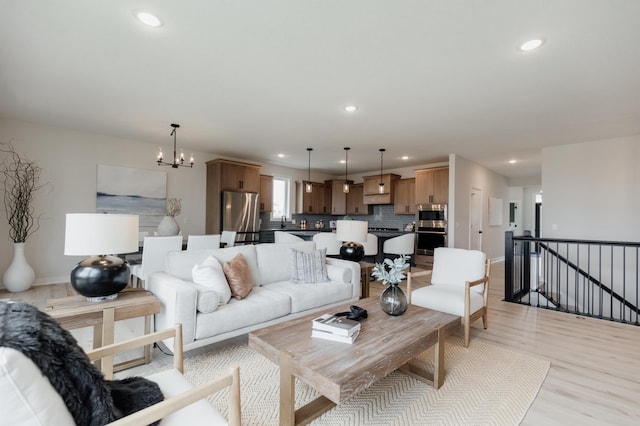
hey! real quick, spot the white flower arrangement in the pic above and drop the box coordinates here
[371,255,410,285]
[165,198,182,217]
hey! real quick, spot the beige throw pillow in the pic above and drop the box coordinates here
[223,253,255,299]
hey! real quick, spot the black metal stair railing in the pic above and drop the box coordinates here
[504,231,640,325]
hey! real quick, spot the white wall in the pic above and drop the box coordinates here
[450,154,509,260]
[541,135,640,241]
[0,118,217,286]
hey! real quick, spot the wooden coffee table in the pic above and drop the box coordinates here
[249,297,459,425]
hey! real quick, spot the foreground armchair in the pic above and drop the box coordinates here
[88,324,241,426]
[0,300,240,426]
[407,247,491,347]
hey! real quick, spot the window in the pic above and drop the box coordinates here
[271,177,290,221]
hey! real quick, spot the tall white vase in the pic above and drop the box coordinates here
[3,242,35,292]
[157,216,180,236]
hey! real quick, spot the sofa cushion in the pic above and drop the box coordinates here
[223,253,255,300]
[255,241,316,285]
[0,347,75,426]
[192,255,232,304]
[326,263,352,284]
[411,284,485,317]
[291,248,329,283]
[194,287,291,339]
[265,281,353,313]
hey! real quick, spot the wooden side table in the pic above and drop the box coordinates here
[359,261,375,299]
[46,288,160,379]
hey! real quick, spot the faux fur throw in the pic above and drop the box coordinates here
[0,301,164,426]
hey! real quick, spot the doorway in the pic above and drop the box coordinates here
[469,188,483,250]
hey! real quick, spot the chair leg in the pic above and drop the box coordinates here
[482,310,488,329]
[464,317,470,348]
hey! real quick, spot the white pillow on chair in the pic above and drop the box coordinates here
[0,347,75,426]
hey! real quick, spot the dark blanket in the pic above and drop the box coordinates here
[0,301,164,426]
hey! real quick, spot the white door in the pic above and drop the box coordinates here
[469,188,482,250]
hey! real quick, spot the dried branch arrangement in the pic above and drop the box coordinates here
[1,143,46,242]
[165,197,182,217]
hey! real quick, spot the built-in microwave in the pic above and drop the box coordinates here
[416,204,447,223]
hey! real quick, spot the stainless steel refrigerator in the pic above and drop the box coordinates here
[221,191,260,245]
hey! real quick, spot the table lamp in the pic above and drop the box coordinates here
[336,220,368,262]
[64,213,139,301]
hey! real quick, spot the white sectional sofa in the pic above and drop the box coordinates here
[148,241,360,352]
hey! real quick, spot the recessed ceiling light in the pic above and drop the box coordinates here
[509,159,517,164]
[136,11,162,27]
[277,153,285,158]
[401,156,409,160]
[339,159,346,164]
[519,39,544,51]
[344,105,358,113]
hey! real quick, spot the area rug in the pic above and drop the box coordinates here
[182,336,550,425]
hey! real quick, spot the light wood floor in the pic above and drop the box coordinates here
[2,262,639,425]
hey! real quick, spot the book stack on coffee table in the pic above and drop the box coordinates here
[311,313,361,344]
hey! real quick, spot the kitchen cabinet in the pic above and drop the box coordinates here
[346,183,371,215]
[362,173,400,205]
[210,159,261,193]
[415,166,449,205]
[206,159,261,233]
[259,175,273,212]
[394,178,416,215]
[301,182,329,214]
[326,180,351,215]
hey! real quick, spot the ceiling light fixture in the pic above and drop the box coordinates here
[343,147,351,193]
[157,123,194,168]
[136,11,162,27]
[401,155,409,160]
[378,148,386,194]
[509,159,517,164]
[305,148,313,193]
[520,38,544,51]
[345,105,358,113]
[278,153,285,158]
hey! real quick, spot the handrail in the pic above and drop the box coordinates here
[505,231,639,325]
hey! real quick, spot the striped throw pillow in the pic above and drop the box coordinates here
[291,248,329,283]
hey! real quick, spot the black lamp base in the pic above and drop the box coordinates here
[340,242,365,262]
[70,255,130,302]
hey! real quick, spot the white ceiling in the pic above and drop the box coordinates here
[1,1,640,178]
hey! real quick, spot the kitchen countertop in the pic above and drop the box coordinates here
[261,228,412,237]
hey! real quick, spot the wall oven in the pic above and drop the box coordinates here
[415,204,447,267]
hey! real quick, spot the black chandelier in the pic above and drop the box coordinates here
[157,123,194,168]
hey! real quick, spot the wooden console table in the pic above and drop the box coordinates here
[46,288,160,378]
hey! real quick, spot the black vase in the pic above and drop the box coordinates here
[380,283,408,316]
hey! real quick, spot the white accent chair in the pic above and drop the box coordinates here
[0,324,241,426]
[382,233,415,266]
[130,235,183,288]
[274,231,304,243]
[312,232,342,256]
[407,247,491,347]
[362,233,378,262]
[186,234,221,251]
[221,230,237,247]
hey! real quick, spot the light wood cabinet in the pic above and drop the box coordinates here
[259,175,273,212]
[362,173,400,205]
[394,178,416,215]
[346,183,371,215]
[301,182,329,214]
[415,166,449,205]
[326,180,351,215]
[206,159,261,233]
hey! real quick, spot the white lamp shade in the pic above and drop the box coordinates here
[336,220,368,243]
[64,214,139,256]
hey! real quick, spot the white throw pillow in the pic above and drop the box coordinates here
[290,248,329,284]
[192,256,232,304]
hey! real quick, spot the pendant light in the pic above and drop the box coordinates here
[157,123,194,168]
[378,148,386,194]
[305,148,313,193]
[343,147,350,193]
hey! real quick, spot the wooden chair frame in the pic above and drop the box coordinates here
[407,259,491,347]
[86,324,241,426]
